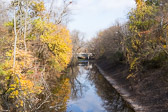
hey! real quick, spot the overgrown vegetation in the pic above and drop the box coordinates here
[0,0,73,111]
[88,0,168,77]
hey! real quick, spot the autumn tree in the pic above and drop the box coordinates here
[0,0,73,111]
[124,0,168,78]
[88,24,125,63]
[88,0,168,79]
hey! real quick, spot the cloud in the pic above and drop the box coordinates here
[68,88,105,112]
[72,0,135,13]
[68,0,136,40]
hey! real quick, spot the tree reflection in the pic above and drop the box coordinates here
[87,65,134,112]
[35,74,71,112]
[68,65,88,100]
[35,61,134,112]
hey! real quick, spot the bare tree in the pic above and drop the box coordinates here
[70,30,85,65]
[48,0,73,25]
[23,0,28,52]
[13,2,18,70]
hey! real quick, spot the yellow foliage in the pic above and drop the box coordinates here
[127,73,136,79]
[31,1,45,17]
[33,19,72,71]
[136,0,143,5]
[0,49,43,107]
[130,57,139,70]
[163,45,167,49]
[0,0,72,110]
[126,1,157,76]
[51,78,71,111]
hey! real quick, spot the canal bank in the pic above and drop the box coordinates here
[67,61,135,112]
[96,60,168,112]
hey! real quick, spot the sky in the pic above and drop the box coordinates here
[2,0,136,40]
[68,0,136,40]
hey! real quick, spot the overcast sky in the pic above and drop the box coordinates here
[68,0,136,40]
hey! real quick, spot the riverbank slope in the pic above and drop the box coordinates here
[96,59,168,112]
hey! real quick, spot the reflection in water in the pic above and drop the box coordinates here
[31,61,134,112]
[68,65,85,100]
[67,61,134,112]
[36,75,71,112]
[0,61,134,112]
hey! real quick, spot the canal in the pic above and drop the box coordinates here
[66,61,134,112]
[0,61,134,112]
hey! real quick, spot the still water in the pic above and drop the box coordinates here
[66,61,134,112]
[0,61,134,112]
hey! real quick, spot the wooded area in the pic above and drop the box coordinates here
[0,0,168,111]
[88,1,168,111]
[0,0,73,111]
[88,0,168,78]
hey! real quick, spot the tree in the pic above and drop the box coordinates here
[0,0,73,111]
[47,0,73,25]
[125,0,158,77]
[70,30,85,65]
[88,24,125,63]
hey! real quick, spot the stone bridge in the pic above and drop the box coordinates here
[76,53,94,60]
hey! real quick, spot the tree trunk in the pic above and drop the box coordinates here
[24,0,28,52]
[13,8,18,70]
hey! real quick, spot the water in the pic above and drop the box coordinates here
[0,61,134,112]
[66,61,134,112]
